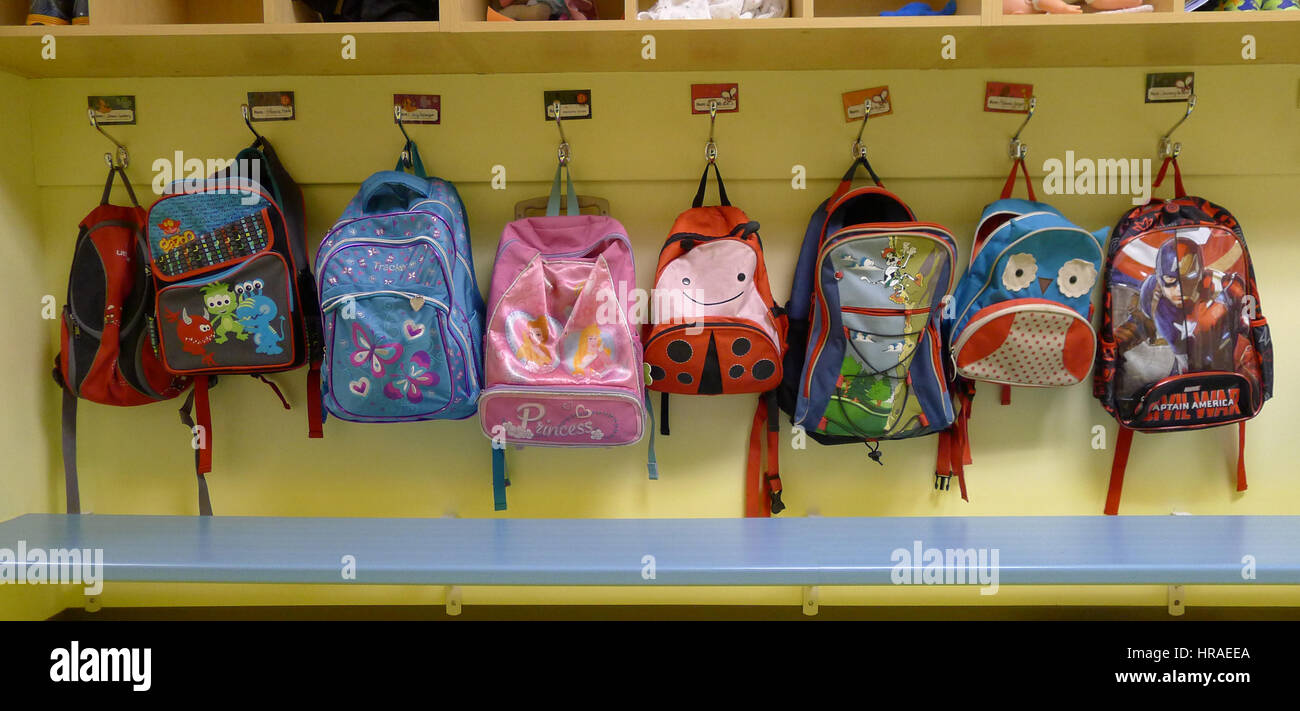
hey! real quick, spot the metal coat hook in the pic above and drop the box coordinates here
[88,109,128,168]
[394,105,413,169]
[851,102,872,160]
[552,100,570,166]
[1008,97,1036,161]
[1158,94,1197,159]
[241,104,264,143]
[705,100,719,164]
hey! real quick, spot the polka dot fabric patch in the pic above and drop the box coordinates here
[958,310,1087,386]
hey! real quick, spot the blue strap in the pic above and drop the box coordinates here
[645,389,659,480]
[546,163,579,217]
[397,140,429,180]
[492,446,507,511]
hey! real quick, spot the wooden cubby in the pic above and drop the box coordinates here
[458,0,626,22]
[811,0,982,18]
[86,0,266,25]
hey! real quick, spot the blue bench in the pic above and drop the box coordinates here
[1,513,1296,586]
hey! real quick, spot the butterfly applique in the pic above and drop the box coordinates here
[384,351,439,403]
[350,322,403,378]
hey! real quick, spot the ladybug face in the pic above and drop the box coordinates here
[657,241,757,316]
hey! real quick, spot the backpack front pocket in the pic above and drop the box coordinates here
[322,291,456,422]
[645,318,781,395]
[156,252,296,373]
[817,306,933,438]
[952,299,1095,387]
[1122,370,1258,431]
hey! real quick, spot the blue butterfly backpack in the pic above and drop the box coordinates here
[315,139,484,426]
[937,158,1107,497]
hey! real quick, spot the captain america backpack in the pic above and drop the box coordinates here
[779,154,958,479]
[643,162,788,517]
[1094,156,1272,514]
[938,159,1107,498]
[315,139,484,426]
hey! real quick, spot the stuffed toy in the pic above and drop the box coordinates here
[637,0,787,20]
[882,1,956,15]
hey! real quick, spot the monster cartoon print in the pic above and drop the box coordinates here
[164,306,216,366]
[841,243,924,304]
[201,282,249,344]
[234,279,286,356]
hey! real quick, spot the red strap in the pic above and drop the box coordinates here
[1153,157,1187,199]
[256,375,291,409]
[1000,158,1037,201]
[196,376,212,475]
[1236,421,1247,493]
[959,387,973,465]
[1105,426,1134,515]
[1000,384,1011,406]
[307,363,324,439]
[935,430,952,479]
[745,399,770,518]
[951,424,969,502]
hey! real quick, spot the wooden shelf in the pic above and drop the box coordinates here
[0,1,1295,77]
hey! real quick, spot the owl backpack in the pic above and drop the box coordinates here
[938,159,1107,498]
[315,140,484,426]
[643,163,788,517]
[780,156,958,472]
[479,164,648,511]
[1094,157,1272,514]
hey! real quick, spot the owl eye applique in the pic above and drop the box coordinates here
[1056,259,1097,299]
[1001,253,1037,292]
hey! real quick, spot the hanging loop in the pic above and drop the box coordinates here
[88,109,129,168]
[705,100,719,164]
[394,105,413,169]
[851,102,872,160]
[1008,96,1037,161]
[240,104,264,144]
[552,100,570,166]
[1158,94,1196,160]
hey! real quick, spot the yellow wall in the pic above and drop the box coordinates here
[0,69,61,619]
[3,65,1299,617]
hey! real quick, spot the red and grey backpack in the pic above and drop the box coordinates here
[1094,157,1273,514]
[54,165,192,513]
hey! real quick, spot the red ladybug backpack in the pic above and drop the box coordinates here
[643,163,789,516]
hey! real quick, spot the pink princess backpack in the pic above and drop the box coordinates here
[479,171,649,510]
